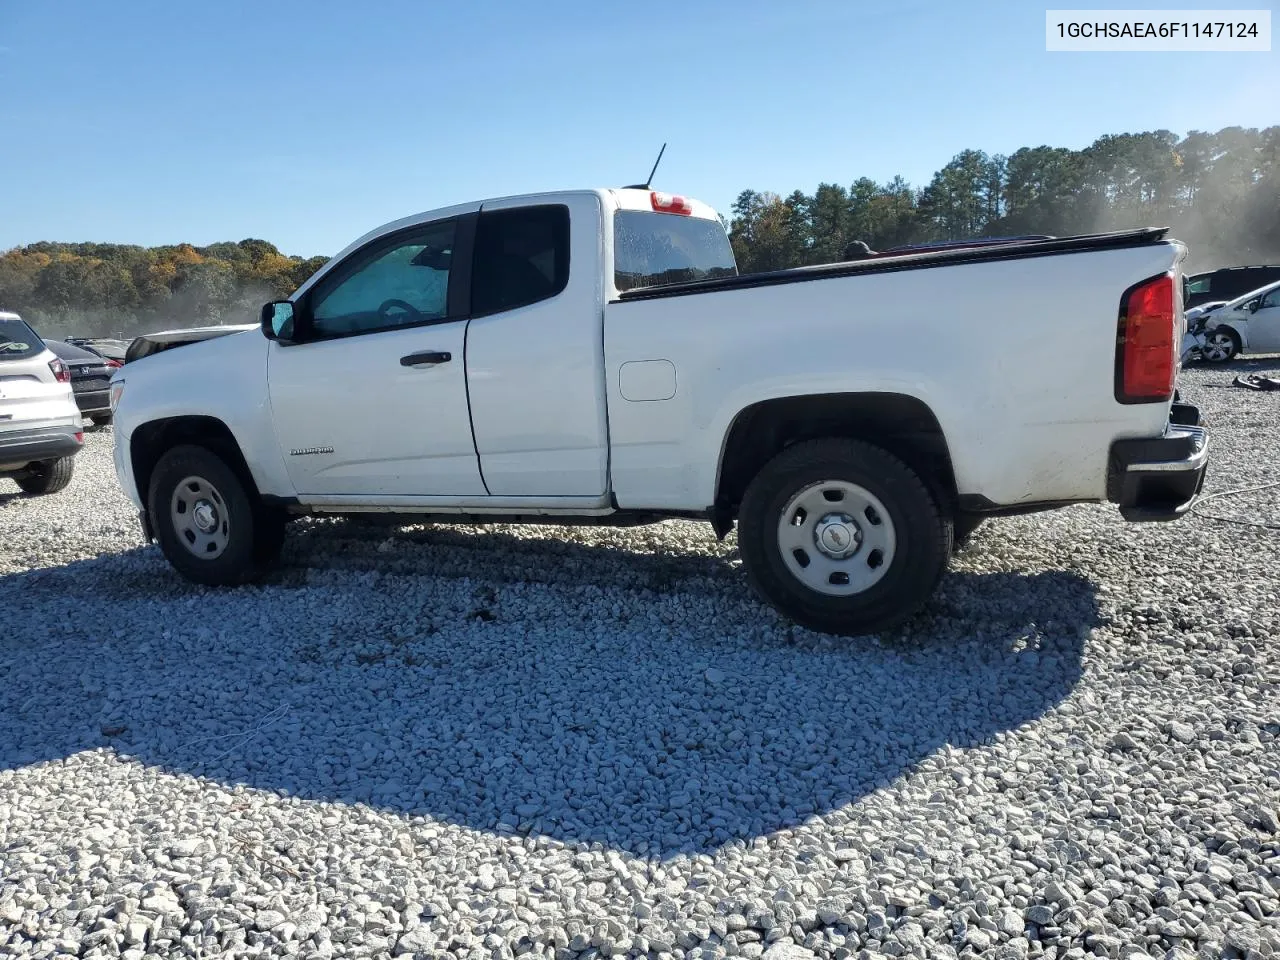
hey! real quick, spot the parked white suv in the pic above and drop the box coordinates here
[0,312,83,495]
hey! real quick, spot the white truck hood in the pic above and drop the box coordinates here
[118,325,267,394]
[125,323,259,364]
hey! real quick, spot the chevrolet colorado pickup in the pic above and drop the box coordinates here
[109,188,1208,636]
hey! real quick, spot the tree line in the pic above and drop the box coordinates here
[728,126,1280,274]
[0,240,329,339]
[2,125,1277,339]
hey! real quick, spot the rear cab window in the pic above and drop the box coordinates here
[0,315,44,361]
[613,211,737,293]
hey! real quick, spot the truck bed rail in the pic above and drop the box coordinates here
[615,227,1172,302]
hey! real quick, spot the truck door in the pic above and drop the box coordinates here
[464,196,610,497]
[266,215,487,498]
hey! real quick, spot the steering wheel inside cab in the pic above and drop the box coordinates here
[376,298,425,324]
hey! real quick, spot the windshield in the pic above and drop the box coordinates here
[1226,281,1280,310]
[43,338,103,363]
[0,316,44,361]
[614,211,737,292]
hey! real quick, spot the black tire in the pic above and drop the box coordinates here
[738,438,952,637]
[1202,327,1241,363]
[15,456,75,496]
[952,512,986,551]
[148,444,281,586]
[90,414,112,427]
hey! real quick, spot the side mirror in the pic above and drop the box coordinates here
[1247,299,1260,313]
[261,300,295,341]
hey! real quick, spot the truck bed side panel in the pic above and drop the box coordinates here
[603,242,1183,512]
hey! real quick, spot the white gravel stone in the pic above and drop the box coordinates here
[2,360,1279,960]
[762,945,819,960]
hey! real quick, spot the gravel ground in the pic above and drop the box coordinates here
[1,359,1278,960]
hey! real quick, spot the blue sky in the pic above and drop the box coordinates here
[1,0,1276,256]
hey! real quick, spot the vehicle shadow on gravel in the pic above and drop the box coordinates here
[0,526,1095,860]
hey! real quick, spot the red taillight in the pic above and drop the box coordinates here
[1116,273,1176,403]
[74,432,84,444]
[49,358,70,384]
[650,191,693,215]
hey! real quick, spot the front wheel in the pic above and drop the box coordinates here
[15,456,75,496]
[737,438,952,637]
[148,444,282,586]
[1201,327,1241,363]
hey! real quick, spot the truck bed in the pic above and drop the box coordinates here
[603,227,1186,513]
[616,227,1171,301]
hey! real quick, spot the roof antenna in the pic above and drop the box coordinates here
[624,143,667,190]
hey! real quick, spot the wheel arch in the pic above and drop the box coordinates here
[130,415,263,508]
[713,392,959,522]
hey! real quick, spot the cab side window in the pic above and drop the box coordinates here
[309,220,456,338]
[1259,289,1280,310]
[471,205,570,317]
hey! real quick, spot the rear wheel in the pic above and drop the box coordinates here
[90,414,112,428]
[738,438,952,637]
[15,456,75,496]
[148,444,283,585]
[1202,327,1241,362]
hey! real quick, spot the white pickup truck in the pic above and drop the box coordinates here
[109,187,1208,636]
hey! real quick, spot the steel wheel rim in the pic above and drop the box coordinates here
[1203,333,1234,361]
[776,480,897,596]
[171,474,231,559]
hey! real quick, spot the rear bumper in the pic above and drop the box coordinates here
[72,388,111,416]
[1107,401,1209,521]
[0,422,83,471]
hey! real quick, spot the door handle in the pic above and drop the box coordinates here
[400,351,451,367]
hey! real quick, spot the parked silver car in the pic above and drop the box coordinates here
[0,312,83,495]
[43,338,119,426]
[1199,279,1280,362]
